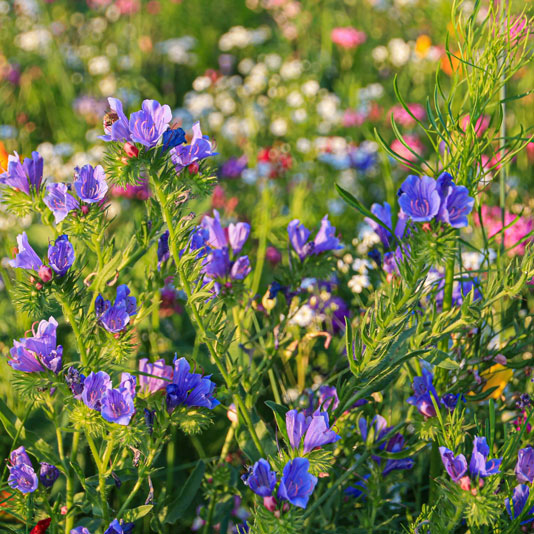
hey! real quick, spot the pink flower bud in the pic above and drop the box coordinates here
[459,476,471,491]
[124,142,139,158]
[38,265,53,283]
[263,496,277,512]
[81,205,90,215]
[188,162,199,175]
[495,354,507,366]
[35,282,43,290]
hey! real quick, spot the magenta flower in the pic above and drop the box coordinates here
[331,27,366,49]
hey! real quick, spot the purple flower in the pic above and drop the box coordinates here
[82,371,112,411]
[9,232,43,271]
[8,446,38,494]
[201,210,227,249]
[96,285,137,333]
[161,127,186,153]
[171,122,217,172]
[71,528,92,534]
[382,433,414,476]
[44,183,79,223]
[101,388,135,426]
[166,357,219,411]
[139,358,173,395]
[441,393,464,412]
[8,341,46,373]
[506,485,534,523]
[288,220,312,260]
[398,175,440,222]
[305,385,339,416]
[241,459,277,497]
[104,519,134,534]
[39,462,60,488]
[442,185,474,228]
[157,231,170,269]
[469,436,502,477]
[439,447,467,482]
[48,235,75,277]
[129,99,172,147]
[204,248,230,279]
[100,97,132,142]
[367,202,392,248]
[228,222,250,255]
[516,447,534,483]
[74,164,108,203]
[220,156,247,178]
[66,366,85,398]
[278,457,317,509]
[0,151,43,195]
[313,215,342,254]
[230,256,251,280]
[285,409,341,454]
[406,368,439,417]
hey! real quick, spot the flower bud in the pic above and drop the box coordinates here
[263,496,277,512]
[35,282,43,290]
[188,162,199,175]
[38,265,53,283]
[124,142,139,158]
[81,205,90,215]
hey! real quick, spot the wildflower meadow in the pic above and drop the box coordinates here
[1,0,534,532]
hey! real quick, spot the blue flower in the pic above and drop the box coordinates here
[104,519,134,534]
[166,357,219,411]
[157,230,170,268]
[95,284,137,333]
[74,164,108,203]
[469,436,502,477]
[39,462,60,488]
[285,409,341,454]
[506,485,534,524]
[71,528,92,534]
[382,433,414,476]
[9,232,43,271]
[439,447,467,482]
[161,127,186,153]
[48,235,75,277]
[8,446,38,494]
[288,216,342,260]
[44,183,79,224]
[367,202,392,248]
[278,458,318,509]
[241,459,277,497]
[313,215,342,254]
[406,368,439,417]
[101,388,135,426]
[100,97,132,143]
[398,175,441,222]
[170,122,217,172]
[129,99,172,148]
[82,371,112,411]
[288,220,312,260]
[516,447,534,483]
[0,151,43,195]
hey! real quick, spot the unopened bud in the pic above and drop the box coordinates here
[124,142,139,158]
[263,496,277,512]
[38,265,53,283]
[188,162,199,175]
[35,282,43,290]
[81,205,90,215]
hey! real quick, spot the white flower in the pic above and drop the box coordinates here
[280,59,303,79]
[16,28,51,52]
[462,251,484,270]
[348,274,370,294]
[388,38,411,67]
[192,76,212,92]
[270,118,288,136]
[372,46,389,63]
[290,304,315,327]
[296,138,312,153]
[264,53,282,70]
[292,109,307,123]
[352,259,371,274]
[301,80,320,97]
[88,56,110,76]
[287,91,304,107]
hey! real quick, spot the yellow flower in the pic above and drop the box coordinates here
[481,364,513,399]
[415,35,432,58]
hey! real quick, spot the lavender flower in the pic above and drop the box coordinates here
[100,97,132,143]
[367,202,392,248]
[74,164,108,203]
[285,409,341,454]
[516,447,534,483]
[469,436,502,477]
[9,232,43,271]
[39,462,60,488]
[44,183,79,223]
[48,235,75,276]
[129,99,172,147]
[277,457,317,509]
[230,256,251,280]
[171,122,217,172]
[82,371,112,411]
[241,459,277,497]
[71,528,92,534]
[95,284,137,333]
[441,185,474,228]
[288,220,312,260]
[157,230,170,268]
[166,357,219,411]
[101,388,136,426]
[398,175,440,222]
[8,341,47,373]
[104,519,134,534]
[406,368,439,417]
[288,216,342,260]
[228,222,251,255]
[314,215,342,254]
[0,151,43,195]
[66,366,85,398]
[382,433,414,476]
[8,446,38,494]
[506,485,534,523]
[439,447,467,482]
[138,358,173,395]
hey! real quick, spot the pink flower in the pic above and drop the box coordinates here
[331,27,366,49]
[460,114,490,137]
[390,104,426,127]
[390,135,425,166]
[342,109,366,128]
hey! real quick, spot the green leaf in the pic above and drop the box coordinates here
[164,460,205,524]
[123,504,153,522]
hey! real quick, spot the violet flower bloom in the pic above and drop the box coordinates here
[305,385,339,416]
[100,97,132,143]
[71,528,92,534]
[44,183,79,224]
[398,175,441,222]
[101,388,135,426]
[48,235,75,277]
[382,433,414,476]
[104,519,134,534]
[441,393,464,412]
[0,151,43,195]
[8,446,38,494]
[82,371,112,411]
[441,185,474,228]
[278,457,318,509]
[157,231,170,269]
[9,232,43,271]
[285,409,341,454]
[171,122,217,172]
[74,164,108,203]
[166,357,220,411]
[129,99,172,148]
[241,459,277,497]
[201,209,227,249]
[39,462,60,488]
[367,202,392,248]
[506,485,534,523]
[228,222,250,255]
[288,220,312,260]
[95,284,137,333]
[66,367,85,399]
[439,447,467,482]
[314,215,343,254]
[406,368,439,417]
[288,216,342,260]
[160,127,186,153]
[469,436,502,478]
[139,358,173,395]
[9,341,47,373]
[516,447,534,483]
[230,256,251,280]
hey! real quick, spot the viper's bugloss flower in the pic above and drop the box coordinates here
[101,387,136,425]
[8,446,38,494]
[39,462,60,488]
[166,357,220,411]
[506,485,534,523]
[82,371,112,411]
[0,151,43,195]
[171,122,217,172]
[406,368,439,417]
[104,519,134,534]
[48,235,75,276]
[285,409,341,454]
[439,184,474,228]
[161,126,186,153]
[9,232,43,271]
[398,175,440,222]
[139,358,173,395]
[516,447,534,483]
[441,393,464,412]
[278,457,317,509]
[367,202,392,248]
[469,436,502,478]
[9,317,62,373]
[439,447,467,482]
[100,97,131,143]
[44,183,79,224]
[95,284,137,333]
[288,215,342,260]
[66,366,85,398]
[129,99,172,147]
[241,459,277,497]
[381,433,415,476]
[157,230,170,268]
[74,164,108,203]
[71,527,92,534]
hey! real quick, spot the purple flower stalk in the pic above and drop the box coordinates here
[0,151,43,195]
[129,99,172,148]
[506,485,534,524]
[241,459,277,497]
[278,457,318,509]
[95,284,137,333]
[288,215,342,260]
[44,183,79,223]
[285,409,341,454]
[171,122,217,172]
[74,164,108,203]
[9,232,43,271]
[48,235,75,276]
[8,446,38,494]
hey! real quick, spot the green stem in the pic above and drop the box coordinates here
[250,183,270,297]
[65,430,80,534]
[58,295,88,368]
[86,433,111,524]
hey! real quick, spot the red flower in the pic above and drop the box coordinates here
[30,518,51,534]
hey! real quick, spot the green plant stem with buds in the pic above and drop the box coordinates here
[57,294,88,368]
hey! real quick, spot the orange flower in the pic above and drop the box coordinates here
[0,141,8,173]
[415,35,432,58]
